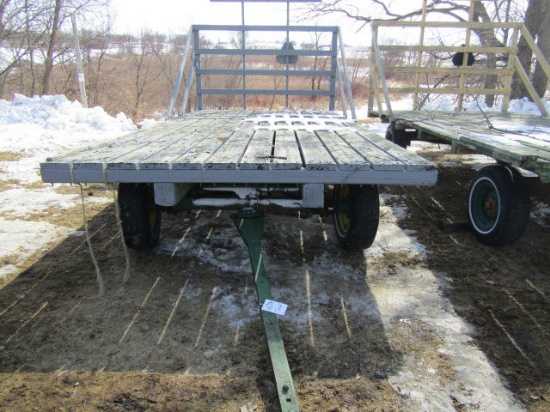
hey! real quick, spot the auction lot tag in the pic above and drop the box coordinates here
[261,299,288,316]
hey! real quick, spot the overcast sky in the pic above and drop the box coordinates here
[110,0,339,34]
[108,0,485,48]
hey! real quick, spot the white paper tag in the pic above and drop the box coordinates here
[261,299,287,316]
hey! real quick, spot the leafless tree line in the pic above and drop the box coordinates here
[0,0,370,120]
[3,0,546,120]
[0,0,193,119]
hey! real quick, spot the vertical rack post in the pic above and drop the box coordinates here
[457,0,476,111]
[241,0,247,109]
[370,23,394,122]
[501,26,520,113]
[167,27,193,118]
[194,28,203,110]
[413,0,427,110]
[285,0,290,108]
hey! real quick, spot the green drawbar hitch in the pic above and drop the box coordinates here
[232,208,300,412]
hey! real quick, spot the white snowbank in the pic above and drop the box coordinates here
[0,94,135,159]
[0,94,136,278]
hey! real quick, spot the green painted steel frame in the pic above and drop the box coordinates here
[232,209,300,412]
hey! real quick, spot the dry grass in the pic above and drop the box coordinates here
[1,185,112,229]
[53,183,114,197]
[0,179,20,193]
[0,152,29,162]
[4,200,111,229]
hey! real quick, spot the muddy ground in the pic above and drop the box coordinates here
[0,144,549,411]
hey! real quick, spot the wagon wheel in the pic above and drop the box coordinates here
[118,183,161,250]
[333,184,379,250]
[468,165,530,246]
[385,123,415,148]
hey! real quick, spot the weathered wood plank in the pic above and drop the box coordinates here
[315,130,371,171]
[108,120,215,169]
[170,120,240,169]
[457,134,541,165]
[203,121,256,170]
[240,129,274,170]
[61,120,195,164]
[103,118,220,170]
[391,109,550,180]
[295,130,337,171]
[349,125,436,171]
[272,129,303,170]
[336,129,404,171]
[406,113,549,161]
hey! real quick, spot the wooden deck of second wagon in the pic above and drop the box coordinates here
[390,110,550,183]
[41,111,437,186]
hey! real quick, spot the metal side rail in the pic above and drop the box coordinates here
[232,209,299,412]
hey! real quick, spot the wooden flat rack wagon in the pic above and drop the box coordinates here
[40,3,437,411]
[369,3,550,246]
[40,109,437,249]
[384,110,550,245]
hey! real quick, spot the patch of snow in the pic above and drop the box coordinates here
[531,201,550,228]
[0,218,74,276]
[0,94,136,279]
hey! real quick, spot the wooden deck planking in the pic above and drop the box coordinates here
[67,119,212,178]
[123,112,250,169]
[54,120,190,164]
[103,119,215,169]
[350,126,436,172]
[239,129,274,170]
[272,129,303,170]
[203,121,256,170]
[169,120,241,170]
[315,130,370,171]
[295,130,337,171]
[336,129,404,171]
[130,113,247,169]
[41,110,439,185]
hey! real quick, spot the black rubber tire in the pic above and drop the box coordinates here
[333,184,380,250]
[468,165,530,246]
[118,183,161,250]
[385,124,416,148]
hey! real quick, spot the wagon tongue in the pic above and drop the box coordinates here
[232,208,300,412]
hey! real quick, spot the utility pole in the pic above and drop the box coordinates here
[71,14,88,108]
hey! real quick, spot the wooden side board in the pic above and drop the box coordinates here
[41,111,438,186]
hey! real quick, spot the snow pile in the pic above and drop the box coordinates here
[357,95,550,117]
[420,95,550,114]
[0,94,136,185]
[0,95,137,279]
[0,94,135,158]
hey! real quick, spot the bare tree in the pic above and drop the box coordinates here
[0,0,46,96]
[511,0,550,100]
[80,19,115,106]
[532,17,550,97]
[306,0,536,106]
[41,0,63,95]
[40,0,109,95]
[130,31,164,118]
